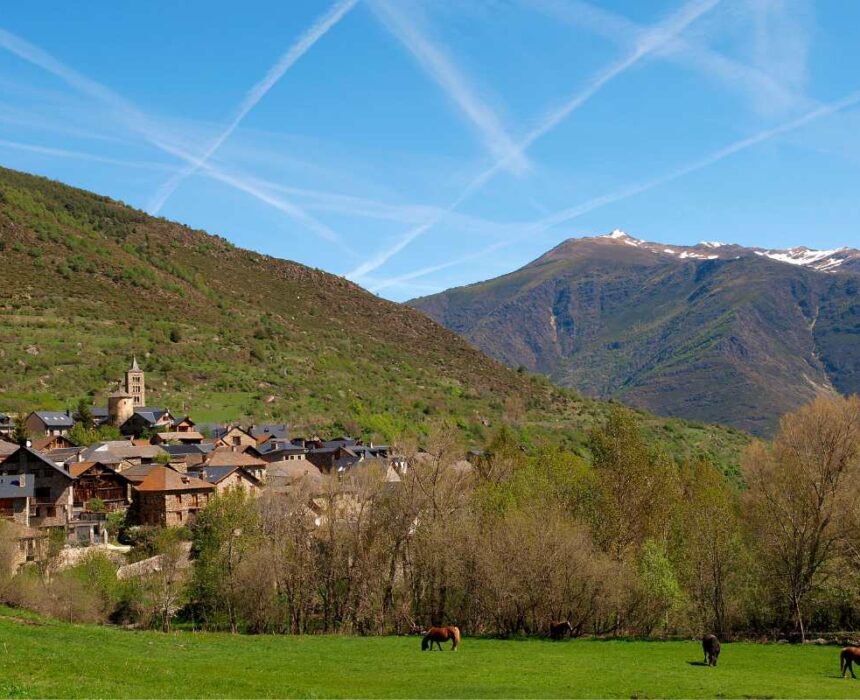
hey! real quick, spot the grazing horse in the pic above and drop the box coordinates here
[422,626,461,651]
[702,634,721,667]
[841,647,860,678]
[550,620,573,640]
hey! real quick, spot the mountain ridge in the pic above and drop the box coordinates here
[535,229,860,273]
[410,230,860,436]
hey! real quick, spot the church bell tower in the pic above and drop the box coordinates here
[125,357,146,407]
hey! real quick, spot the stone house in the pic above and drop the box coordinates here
[216,426,257,449]
[258,439,308,463]
[119,408,175,438]
[130,466,215,527]
[174,416,196,433]
[25,411,75,437]
[202,448,267,483]
[0,446,73,529]
[151,431,204,445]
[189,465,262,496]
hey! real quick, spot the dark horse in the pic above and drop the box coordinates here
[841,647,860,678]
[702,634,721,667]
[550,620,573,640]
[422,626,461,651]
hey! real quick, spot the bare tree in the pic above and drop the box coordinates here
[743,396,860,641]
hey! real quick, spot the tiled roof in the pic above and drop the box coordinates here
[68,461,129,480]
[190,465,260,485]
[205,449,266,468]
[249,424,289,440]
[3,446,74,479]
[163,444,213,456]
[32,411,75,427]
[30,436,74,451]
[81,441,167,462]
[267,459,323,485]
[134,466,214,492]
[121,463,156,483]
[155,431,204,441]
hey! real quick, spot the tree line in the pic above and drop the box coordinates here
[3,395,860,641]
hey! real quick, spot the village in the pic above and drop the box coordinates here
[0,358,410,571]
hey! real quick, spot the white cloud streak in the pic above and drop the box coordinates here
[349,0,721,281]
[368,0,529,174]
[524,0,811,116]
[385,88,860,291]
[533,90,860,233]
[369,241,509,294]
[0,26,344,245]
[0,138,176,171]
[148,0,357,214]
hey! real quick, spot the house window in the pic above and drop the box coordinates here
[35,486,51,502]
[0,499,14,518]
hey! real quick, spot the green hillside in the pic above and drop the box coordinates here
[0,167,746,466]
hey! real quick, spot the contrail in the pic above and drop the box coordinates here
[368,0,529,174]
[533,89,860,233]
[144,131,345,244]
[369,241,509,294]
[0,138,176,171]
[0,26,343,245]
[373,88,860,292]
[348,0,720,281]
[149,0,358,214]
[522,0,810,116]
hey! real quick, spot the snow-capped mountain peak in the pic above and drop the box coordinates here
[599,229,643,247]
[591,230,859,273]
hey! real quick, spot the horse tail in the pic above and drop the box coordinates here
[451,626,461,651]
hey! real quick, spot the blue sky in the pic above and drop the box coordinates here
[1,0,859,300]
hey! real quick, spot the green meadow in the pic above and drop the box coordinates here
[0,610,857,699]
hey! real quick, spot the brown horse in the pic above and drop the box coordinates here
[841,647,860,678]
[422,626,461,651]
[550,620,573,640]
[702,634,721,667]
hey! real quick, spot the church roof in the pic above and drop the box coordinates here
[130,356,140,371]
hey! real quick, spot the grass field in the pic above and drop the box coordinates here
[1,610,859,698]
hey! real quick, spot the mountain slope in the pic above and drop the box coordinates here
[0,167,748,468]
[411,231,860,436]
